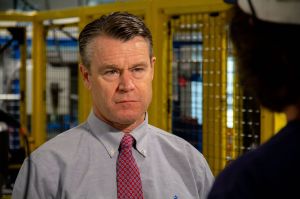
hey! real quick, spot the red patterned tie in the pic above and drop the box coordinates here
[117,134,144,199]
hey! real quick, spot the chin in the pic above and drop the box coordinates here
[114,111,144,124]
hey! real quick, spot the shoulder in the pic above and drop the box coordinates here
[147,124,211,170]
[208,122,300,199]
[215,121,300,175]
[147,125,214,197]
[12,123,91,198]
[211,134,282,183]
[207,148,262,199]
[29,122,91,166]
[147,124,199,152]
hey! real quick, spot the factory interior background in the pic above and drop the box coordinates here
[0,0,287,198]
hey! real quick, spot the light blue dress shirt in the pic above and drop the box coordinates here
[12,111,213,199]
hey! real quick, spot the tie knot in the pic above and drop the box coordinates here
[120,134,134,150]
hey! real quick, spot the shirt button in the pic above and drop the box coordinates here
[110,150,115,156]
[141,149,146,156]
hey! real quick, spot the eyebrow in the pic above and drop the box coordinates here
[100,62,149,70]
[94,64,118,75]
[101,64,118,69]
[129,62,148,69]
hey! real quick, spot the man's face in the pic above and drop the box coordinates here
[80,35,155,128]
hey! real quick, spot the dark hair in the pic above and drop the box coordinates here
[79,11,153,69]
[230,7,300,112]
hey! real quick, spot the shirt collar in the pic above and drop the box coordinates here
[87,111,148,158]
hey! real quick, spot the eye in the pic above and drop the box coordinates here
[102,69,120,81]
[104,69,120,76]
[133,67,144,72]
[131,66,147,79]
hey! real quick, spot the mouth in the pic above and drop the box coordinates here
[115,100,138,104]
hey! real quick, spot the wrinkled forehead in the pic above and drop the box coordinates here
[86,35,152,62]
[87,35,153,66]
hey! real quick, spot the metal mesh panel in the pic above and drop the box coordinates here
[201,13,228,174]
[0,28,21,150]
[0,26,29,149]
[45,21,79,139]
[226,42,260,163]
[0,25,30,191]
[169,12,261,175]
[170,14,203,151]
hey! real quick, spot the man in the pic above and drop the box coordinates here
[12,12,213,199]
[208,0,300,199]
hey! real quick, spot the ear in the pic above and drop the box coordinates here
[80,64,92,90]
[150,56,156,81]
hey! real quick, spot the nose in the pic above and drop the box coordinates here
[118,70,135,92]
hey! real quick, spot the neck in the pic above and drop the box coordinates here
[110,116,145,133]
[284,104,300,122]
[94,111,145,133]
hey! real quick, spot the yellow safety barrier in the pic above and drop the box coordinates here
[0,0,286,176]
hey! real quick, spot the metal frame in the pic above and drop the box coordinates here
[0,0,286,174]
[0,26,27,148]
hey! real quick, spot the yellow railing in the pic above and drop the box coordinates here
[0,0,286,175]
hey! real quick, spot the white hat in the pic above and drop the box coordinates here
[237,0,300,25]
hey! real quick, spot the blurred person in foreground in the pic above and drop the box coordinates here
[12,12,213,199]
[208,0,300,199]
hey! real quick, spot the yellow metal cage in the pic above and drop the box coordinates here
[0,0,286,178]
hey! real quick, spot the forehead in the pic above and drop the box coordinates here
[86,35,152,71]
[91,35,150,58]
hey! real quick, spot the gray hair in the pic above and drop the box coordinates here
[79,11,153,69]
